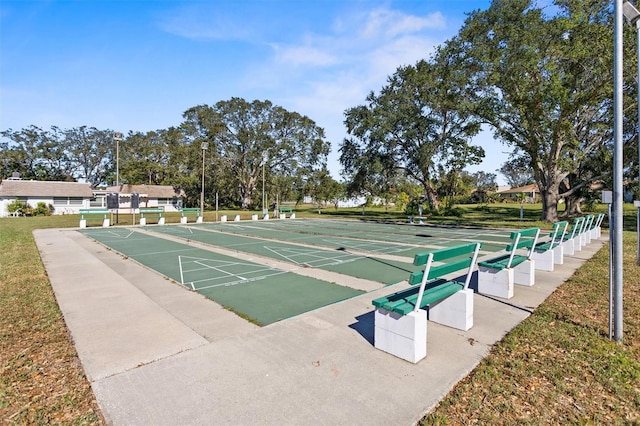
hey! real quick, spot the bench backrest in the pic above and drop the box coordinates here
[408,242,482,314]
[548,221,568,248]
[566,216,584,240]
[503,227,539,269]
[583,214,594,231]
[594,213,605,228]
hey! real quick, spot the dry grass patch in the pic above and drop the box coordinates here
[421,232,640,425]
[0,218,102,424]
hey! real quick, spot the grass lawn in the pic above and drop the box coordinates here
[1,203,638,424]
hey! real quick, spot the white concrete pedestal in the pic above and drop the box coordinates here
[234,215,240,222]
[102,219,110,228]
[429,289,473,331]
[531,249,554,272]
[477,266,514,299]
[139,217,147,226]
[221,215,227,222]
[374,308,427,364]
[180,217,188,224]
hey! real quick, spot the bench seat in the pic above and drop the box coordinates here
[372,280,463,315]
[478,254,528,271]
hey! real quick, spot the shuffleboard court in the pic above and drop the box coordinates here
[196,218,510,254]
[149,225,421,285]
[80,228,363,325]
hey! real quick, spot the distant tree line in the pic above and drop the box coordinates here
[1,99,336,209]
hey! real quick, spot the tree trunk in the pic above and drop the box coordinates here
[563,194,583,217]
[424,184,440,211]
[540,185,559,222]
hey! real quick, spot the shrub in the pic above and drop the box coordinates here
[7,200,27,215]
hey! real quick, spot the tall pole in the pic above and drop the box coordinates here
[637,21,640,266]
[613,0,624,343]
[114,133,123,187]
[200,142,208,218]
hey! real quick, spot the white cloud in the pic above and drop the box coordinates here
[271,44,338,67]
[361,8,445,38]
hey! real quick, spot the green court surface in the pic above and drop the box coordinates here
[196,219,510,254]
[149,225,421,285]
[80,228,363,325]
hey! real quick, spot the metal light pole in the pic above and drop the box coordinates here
[624,0,640,265]
[200,142,208,218]
[262,152,268,216]
[614,0,625,343]
[113,132,123,187]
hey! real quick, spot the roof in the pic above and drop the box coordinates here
[0,180,94,197]
[497,184,539,194]
[105,184,184,198]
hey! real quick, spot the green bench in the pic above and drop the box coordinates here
[79,208,110,228]
[372,242,482,363]
[590,213,605,240]
[278,206,295,218]
[561,216,585,255]
[477,227,540,299]
[580,214,595,245]
[180,208,202,224]
[531,221,568,271]
[139,208,165,225]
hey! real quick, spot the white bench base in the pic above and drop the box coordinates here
[234,215,240,222]
[374,308,427,364]
[180,216,188,224]
[158,217,165,225]
[553,245,564,265]
[429,288,473,331]
[477,259,534,299]
[221,215,227,222]
[290,213,296,219]
[251,214,258,221]
[140,217,147,226]
[279,213,286,219]
[562,238,575,256]
[196,216,203,223]
[531,249,554,272]
[478,266,514,299]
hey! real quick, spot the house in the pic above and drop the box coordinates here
[103,184,184,212]
[497,184,539,203]
[0,179,94,217]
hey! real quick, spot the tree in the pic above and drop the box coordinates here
[64,126,115,187]
[0,126,73,181]
[450,0,633,221]
[181,98,330,209]
[498,153,535,188]
[340,53,484,211]
[304,169,344,212]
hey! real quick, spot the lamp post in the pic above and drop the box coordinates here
[200,142,208,218]
[262,152,268,217]
[613,0,625,343]
[113,132,123,187]
[624,0,640,266]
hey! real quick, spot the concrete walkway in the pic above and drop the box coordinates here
[34,227,607,426]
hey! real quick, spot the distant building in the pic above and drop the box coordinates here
[0,180,186,217]
[0,179,94,217]
[103,184,184,211]
[497,184,539,203]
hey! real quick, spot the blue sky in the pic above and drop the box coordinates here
[0,0,510,184]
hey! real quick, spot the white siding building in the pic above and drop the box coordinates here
[0,179,94,217]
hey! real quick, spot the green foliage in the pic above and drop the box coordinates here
[7,199,27,214]
[340,55,484,211]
